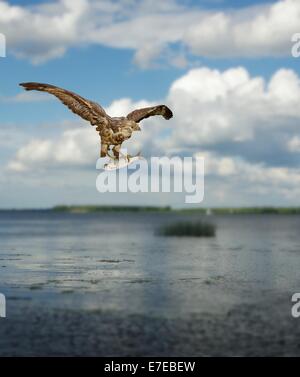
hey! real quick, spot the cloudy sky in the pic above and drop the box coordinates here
[0,0,300,208]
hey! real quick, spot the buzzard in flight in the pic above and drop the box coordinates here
[19,82,173,161]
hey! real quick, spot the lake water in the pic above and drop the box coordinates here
[0,211,300,356]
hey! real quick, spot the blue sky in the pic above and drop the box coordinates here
[0,0,300,208]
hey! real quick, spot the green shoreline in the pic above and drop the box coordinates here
[52,205,172,213]
[51,205,300,215]
[1,205,300,214]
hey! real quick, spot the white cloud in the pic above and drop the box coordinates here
[184,0,300,58]
[166,67,300,151]
[287,136,300,153]
[105,98,152,117]
[7,127,97,171]
[201,150,300,186]
[0,0,299,66]
[196,150,300,204]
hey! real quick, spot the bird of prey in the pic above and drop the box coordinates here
[19,82,173,163]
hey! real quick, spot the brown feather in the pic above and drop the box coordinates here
[126,105,173,123]
[19,82,109,128]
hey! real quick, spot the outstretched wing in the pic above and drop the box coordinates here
[19,82,109,128]
[126,105,173,123]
